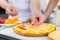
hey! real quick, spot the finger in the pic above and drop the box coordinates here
[6,11,17,16]
[11,7,18,15]
[6,10,16,16]
[26,18,31,23]
[6,8,17,16]
[35,18,40,26]
[39,18,44,24]
[10,13,17,16]
[6,8,13,14]
[35,18,38,23]
[5,11,9,14]
[12,6,17,12]
[31,16,35,24]
[34,18,39,26]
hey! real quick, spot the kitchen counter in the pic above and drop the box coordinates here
[0,26,60,40]
[0,27,48,40]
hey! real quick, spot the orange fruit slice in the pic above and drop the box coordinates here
[5,18,19,24]
[5,19,14,24]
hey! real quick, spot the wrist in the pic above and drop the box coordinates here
[31,10,42,15]
[44,12,50,18]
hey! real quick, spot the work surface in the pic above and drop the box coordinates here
[0,26,60,40]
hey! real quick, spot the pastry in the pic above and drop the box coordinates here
[13,23,56,37]
[48,30,60,40]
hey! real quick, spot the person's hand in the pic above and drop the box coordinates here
[5,4,17,16]
[31,11,47,25]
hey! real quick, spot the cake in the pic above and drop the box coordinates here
[48,30,60,40]
[13,23,56,37]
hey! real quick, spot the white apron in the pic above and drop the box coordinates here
[8,0,53,23]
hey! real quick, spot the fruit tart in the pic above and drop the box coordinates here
[13,23,56,37]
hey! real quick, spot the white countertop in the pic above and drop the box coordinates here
[0,27,49,40]
[0,26,60,40]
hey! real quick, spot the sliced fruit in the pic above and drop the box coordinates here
[0,18,5,24]
[12,18,19,21]
[5,19,14,24]
[12,18,19,23]
[13,26,24,34]
[18,25,26,30]
[5,18,19,24]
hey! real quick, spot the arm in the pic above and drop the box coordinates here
[30,0,40,14]
[30,0,42,24]
[29,0,58,24]
[0,0,17,16]
[0,0,9,9]
[44,0,58,18]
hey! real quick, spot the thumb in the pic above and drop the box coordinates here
[39,19,44,24]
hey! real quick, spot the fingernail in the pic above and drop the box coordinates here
[32,22,34,24]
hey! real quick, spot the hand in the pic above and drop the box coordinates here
[31,11,47,25]
[5,4,17,16]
